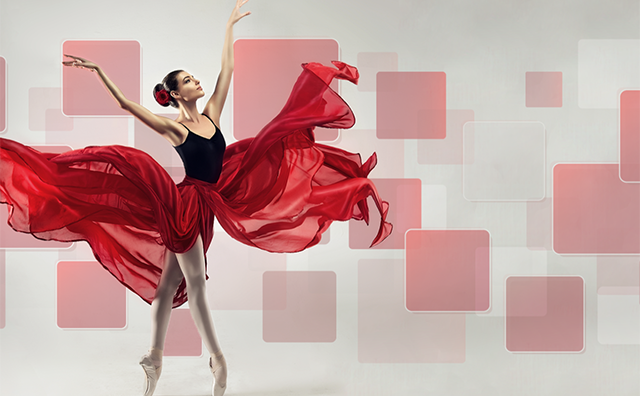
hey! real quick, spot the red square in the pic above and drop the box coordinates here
[619,90,640,181]
[234,39,340,142]
[349,178,421,249]
[57,261,126,329]
[263,271,336,342]
[164,309,202,356]
[553,163,640,254]
[406,229,490,312]
[0,57,6,132]
[377,72,446,139]
[62,40,140,116]
[358,259,465,363]
[525,72,562,107]
[0,145,73,249]
[506,276,584,352]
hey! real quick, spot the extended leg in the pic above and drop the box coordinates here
[150,250,185,354]
[174,234,226,390]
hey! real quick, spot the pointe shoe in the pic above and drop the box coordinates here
[139,354,162,396]
[209,353,227,396]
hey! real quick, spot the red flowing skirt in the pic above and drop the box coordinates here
[0,61,392,307]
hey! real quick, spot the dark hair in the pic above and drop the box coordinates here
[153,69,183,108]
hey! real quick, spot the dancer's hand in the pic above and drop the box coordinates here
[62,54,99,73]
[228,0,250,26]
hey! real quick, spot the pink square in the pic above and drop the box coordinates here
[406,229,490,312]
[506,276,584,352]
[0,57,6,132]
[417,110,474,164]
[377,72,446,139]
[1,145,73,249]
[234,39,340,142]
[164,309,202,356]
[349,178,421,249]
[356,52,398,92]
[619,90,640,181]
[597,256,640,295]
[29,88,74,131]
[57,261,126,329]
[525,72,563,107]
[263,271,336,342]
[62,40,140,116]
[206,231,286,310]
[0,251,5,329]
[134,115,183,168]
[553,163,640,254]
[527,198,552,250]
[358,259,465,363]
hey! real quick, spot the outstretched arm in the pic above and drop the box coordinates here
[62,55,183,141]
[203,0,251,125]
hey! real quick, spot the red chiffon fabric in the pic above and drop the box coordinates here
[0,61,392,308]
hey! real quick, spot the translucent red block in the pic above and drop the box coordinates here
[525,72,562,107]
[164,309,202,356]
[349,178,421,249]
[553,163,640,254]
[405,229,490,312]
[506,276,584,352]
[619,90,640,182]
[262,271,336,342]
[233,39,340,142]
[56,261,126,329]
[62,40,140,116]
[377,71,446,139]
[358,259,465,363]
[206,232,286,310]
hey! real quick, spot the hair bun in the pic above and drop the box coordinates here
[153,83,171,107]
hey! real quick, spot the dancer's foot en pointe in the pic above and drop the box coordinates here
[209,351,227,396]
[140,347,163,396]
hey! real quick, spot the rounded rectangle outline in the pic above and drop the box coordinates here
[618,88,640,183]
[0,56,6,133]
[60,39,142,118]
[551,161,640,256]
[54,260,128,331]
[403,228,492,314]
[462,120,547,202]
[503,274,585,354]
[261,269,338,343]
[232,37,342,144]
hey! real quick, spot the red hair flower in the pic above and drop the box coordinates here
[155,89,171,105]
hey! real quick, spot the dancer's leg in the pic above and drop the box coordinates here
[174,234,226,387]
[148,250,185,365]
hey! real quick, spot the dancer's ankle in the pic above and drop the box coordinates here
[148,347,163,366]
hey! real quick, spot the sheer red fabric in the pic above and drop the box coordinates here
[0,61,392,307]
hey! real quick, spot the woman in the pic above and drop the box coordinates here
[0,0,391,395]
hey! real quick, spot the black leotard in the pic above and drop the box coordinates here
[174,114,226,183]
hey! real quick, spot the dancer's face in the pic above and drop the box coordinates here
[171,71,205,104]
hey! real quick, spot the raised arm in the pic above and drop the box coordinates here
[62,55,183,143]
[203,0,251,125]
